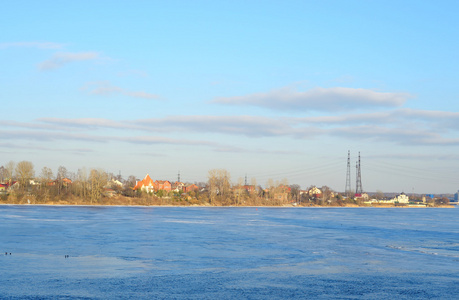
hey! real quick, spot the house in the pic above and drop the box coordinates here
[242,185,256,193]
[1,181,18,193]
[29,179,40,186]
[48,178,73,187]
[391,192,409,203]
[377,192,410,204]
[0,183,7,194]
[62,178,73,186]
[103,188,117,197]
[155,180,171,192]
[276,185,291,201]
[133,174,155,193]
[107,178,123,190]
[308,186,322,198]
[183,184,199,193]
[110,179,123,187]
[172,181,185,192]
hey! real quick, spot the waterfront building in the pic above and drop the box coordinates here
[133,174,155,193]
[390,192,410,204]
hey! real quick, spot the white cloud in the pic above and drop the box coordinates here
[295,108,459,133]
[0,130,106,143]
[329,125,459,146]
[213,86,411,112]
[81,81,160,100]
[34,110,459,146]
[37,118,136,130]
[6,105,459,148]
[38,52,100,70]
[134,115,292,137]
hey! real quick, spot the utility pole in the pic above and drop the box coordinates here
[355,152,363,195]
[345,150,351,196]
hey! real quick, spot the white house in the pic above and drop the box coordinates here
[391,192,410,203]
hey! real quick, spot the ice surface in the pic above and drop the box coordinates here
[0,206,458,299]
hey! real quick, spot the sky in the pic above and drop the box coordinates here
[1,0,459,194]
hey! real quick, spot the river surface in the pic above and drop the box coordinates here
[0,205,458,299]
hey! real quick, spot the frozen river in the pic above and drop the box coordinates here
[0,205,458,299]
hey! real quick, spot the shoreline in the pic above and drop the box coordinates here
[0,203,455,208]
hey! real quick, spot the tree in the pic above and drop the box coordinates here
[375,190,385,200]
[290,184,301,203]
[40,167,53,183]
[321,186,333,206]
[76,168,89,200]
[57,166,68,180]
[207,169,231,204]
[250,177,257,189]
[5,161,15,180]
[435,197,450,206]
[125,175,137,188]
[15,161,35,189]
[39,166,54,202]
[121,175,137,197]
[89,169,108,203]
[234,177,245,205]
[56,166,68,195]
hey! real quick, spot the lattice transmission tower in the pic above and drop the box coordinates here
[355,152,363,195]
[345,150,352,196]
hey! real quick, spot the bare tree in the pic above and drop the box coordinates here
[39,167,54,202]
[57,166,68,180]
[0,166,5,182]
[207,169,231,204]
[5,161,15,181]
[15,161,35,189]
[234,177,245,205]
[375,190,385,200]
[56,166,68,195]
[250,177,257,188]
[321,186,333,205]
[290,184,301,203]
[40,167,53,183]
[89,169,108,203]
[125,175,137,187]
[76,168,88,200]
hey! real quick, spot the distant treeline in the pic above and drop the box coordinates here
[0,161,451,207]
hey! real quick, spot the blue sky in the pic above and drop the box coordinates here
[1,1,459,193]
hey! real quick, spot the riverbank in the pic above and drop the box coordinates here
[1,193,455,208]
[0,200,454,208]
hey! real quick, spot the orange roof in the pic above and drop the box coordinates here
[134,174,154,190]
[156,180,171,184]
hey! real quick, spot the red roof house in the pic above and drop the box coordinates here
[155,180,171,192]
[183,184,199,193]
[133,174,155,193]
